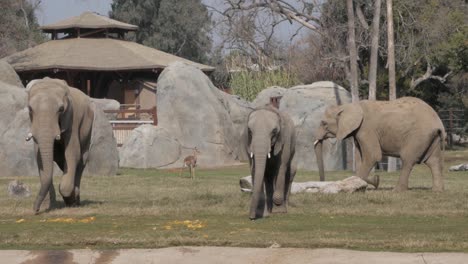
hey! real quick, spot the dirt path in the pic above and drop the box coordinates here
[3,247,468,264]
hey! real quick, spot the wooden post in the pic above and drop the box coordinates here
[86,79,91,96]
[152,106,158,126]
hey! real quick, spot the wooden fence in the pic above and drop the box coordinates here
[438,108,465,146]
[104,106,157,146]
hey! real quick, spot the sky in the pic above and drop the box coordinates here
[36,0,307,46]
[36,0,113,25]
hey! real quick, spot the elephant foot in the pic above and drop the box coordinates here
[393,184,408,192]
[272,204,287,214]
[432,186,444,192]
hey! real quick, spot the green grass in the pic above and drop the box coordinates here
[0,150,467,251]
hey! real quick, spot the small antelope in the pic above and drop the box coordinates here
[179,147,200,180]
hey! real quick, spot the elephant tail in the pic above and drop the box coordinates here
[420,129,445,164]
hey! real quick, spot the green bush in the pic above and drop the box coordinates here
[230,69,301,101]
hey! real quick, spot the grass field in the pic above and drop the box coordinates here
[0,150,467,252]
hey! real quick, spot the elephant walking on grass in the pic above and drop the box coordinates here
[243,105,296,220]
[314,97,445,191]
[26,78,94,214]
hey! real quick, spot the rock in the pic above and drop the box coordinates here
[84,103,119,176]
[0,81,38,176]
[90,98,120,119]
[0,81,118,177]
[0,60,23,87]
[319,176,367,194]
[449,163,468,171]
[273,81,352,171]
[119,125,181,168]
[120,62,252,168]
[7,180,31,198]
[239,175,367,194]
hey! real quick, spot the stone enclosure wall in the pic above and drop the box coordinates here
[120,62,351,171]
[0,59,350,176]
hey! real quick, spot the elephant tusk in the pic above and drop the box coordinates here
[314,140,319,146]
[250,152,253,159]
[25,133,33,141]
[268,153,271,159]
[55,134,61,141]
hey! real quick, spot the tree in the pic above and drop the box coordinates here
[386,0,397,172]
[110,0,213,63]
[368,0,382,100]
[346,0,359,103]
[0,0,44,58]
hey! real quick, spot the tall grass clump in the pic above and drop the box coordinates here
[229,69,301,101]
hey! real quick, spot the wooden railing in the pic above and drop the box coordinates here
[104,106,157,146]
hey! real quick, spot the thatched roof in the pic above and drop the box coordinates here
[40,12,138,32]
[6,38,214,72]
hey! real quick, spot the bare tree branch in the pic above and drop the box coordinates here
[410,62,453,90]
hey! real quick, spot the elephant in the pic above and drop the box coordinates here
[242,105,297,220]
[26,77,94,214]
[314,97,446,191]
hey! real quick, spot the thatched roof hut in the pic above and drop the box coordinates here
[5,12,213,106]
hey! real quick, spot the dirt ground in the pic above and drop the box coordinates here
[3,247,468,264]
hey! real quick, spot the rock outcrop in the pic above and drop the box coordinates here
[119,125,181,168]
[0,59,23,87]
[120,62,252,168]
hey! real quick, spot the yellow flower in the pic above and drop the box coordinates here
[78,216,96,223]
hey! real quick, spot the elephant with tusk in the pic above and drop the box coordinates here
[26,77,94,214]
[242,104,297,220]
[314,97,446,192]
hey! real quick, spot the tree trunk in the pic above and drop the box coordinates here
[346,0,359,103]
[387,0,397,172]
[368,0,382,100]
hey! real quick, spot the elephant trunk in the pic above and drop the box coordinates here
[249,137,269,220]
[32,115,60,214]
[314,140,325,181]
[33,133,55,213]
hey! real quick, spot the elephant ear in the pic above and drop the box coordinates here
[273,112,288,156]
[336,103,363,140]
[59,93,73,133]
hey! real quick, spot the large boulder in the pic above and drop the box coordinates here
[120,62,252,168]
[0,60,23,87]
[0,80,118,177]
[119,125,181,168]
[270,81,352,171]
[90,98,120,120]
[83,103,119,176]
[0,81,37,176]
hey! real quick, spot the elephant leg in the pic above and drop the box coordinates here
[425,144,444,192]
[72,161,85,206]
[272,165,288,213]
[356,146,380,189]
[264,172,274,214]
[394,159,416,192]
[60,137,80,206]
[286,160,297,204]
